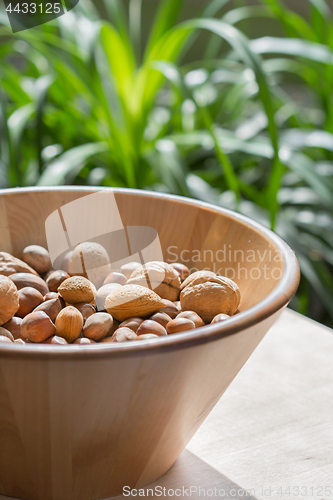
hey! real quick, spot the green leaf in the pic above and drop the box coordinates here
[37,142,108,186]
[145,0,184,59]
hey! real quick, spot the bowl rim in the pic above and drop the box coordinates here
[0,186,300,358]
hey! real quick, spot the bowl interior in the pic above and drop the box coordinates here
[0,187,288,314]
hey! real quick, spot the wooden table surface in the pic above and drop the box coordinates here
[2,309,332,500]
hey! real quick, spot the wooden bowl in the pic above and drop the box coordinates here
[0,187,299,500]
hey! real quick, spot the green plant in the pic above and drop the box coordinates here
[0,0,333,325]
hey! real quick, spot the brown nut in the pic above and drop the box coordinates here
[0,251,38,276]
[127,261,181,301]
[22,245,52,275]
[105,284,166,322]
[44,292,60,301]
[211,313,231,324]
[69,242,111,288]
[173,301,181,312]
[136,334,159,341]
[73,337,96,345]
[21,311,56,343]
[58,276,97,305]
[176,311,205,328]
[0,327,14,342]
[149,312,172,329]
[17,287,44,318]
[96,283,122,311]
[180,270,216,290]
[166,318,195,335]
[0,275,19,325]
[83,312,113,341]
[171,263,190,281]
[180,275,241,322]
[74,303,96,323]
[9,273,49,296]
[44,335,68,345]
[119,317,143,333]
[46,270,70,292]
[0,335,13,343]
[103,272,127,286]
[120,262,141,279]
[3,317,23,339]
[158,299,178,319]
[33,297,63,323]
[110,327,138,342]
[136,320,167,337]
[42,269,55,281]
[55,306,83,343]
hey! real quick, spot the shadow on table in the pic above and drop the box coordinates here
[111,449,259,500]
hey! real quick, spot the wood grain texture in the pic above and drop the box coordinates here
[96,310,332,500]
[0,188,300,500]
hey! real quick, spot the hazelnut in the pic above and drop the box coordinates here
[171,263,190,281]
[55,306,83,343]
[120,262,141,279]
[158,299,178,319]
[58,276,97,305]
[74,303,96,323]
[3,317,23,339]
[46,270,70,292]
[211,313,231,324]
[136,320,167,337]
[110,327,137,342]
[96,283,122,311]
[21,311,56,343]
[9,273,49,296]
[83,312,113,341]
[166,318,195,335]
[103,272,127,286]
[119,317,143,333]
[136,334,159,341]
[44,292,60,301]
[0,327,14,342]
[149,312,172,329]
[44,336,68,345]
[22,245,52,275]
[0,275,19,325]
[33,297,63,323]
[73,338,96,345]
[17,287,44,318]
[176,311,205,328]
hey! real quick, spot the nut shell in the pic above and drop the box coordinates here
[0,275,19,325]
[69,242,111,288]
[46,270,70,292]
[9,273,49,296]
[0,327,14,342]
[17,287,44,318]
[96,283,122,311]
[34,297,63,323]
[55,306,84,343]
[166,318,196,335]
[127,261,181,301]
[21,311,56,343]
[22,245,51,275]
[176,311,205,328]
[83,313,113,341]
[180,275,241,322]
[136,320,167,337]
[0,252,38,276]
[3,317,23,340]
[110,327,137,342]
[58,276,97,304]
[180,270,216,290]
[105,285,166,322]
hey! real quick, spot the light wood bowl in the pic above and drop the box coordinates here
[0,187,299,500]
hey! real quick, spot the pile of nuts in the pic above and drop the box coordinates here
[0,243,241,346]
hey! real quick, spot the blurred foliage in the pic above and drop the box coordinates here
[1,0,333,325]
